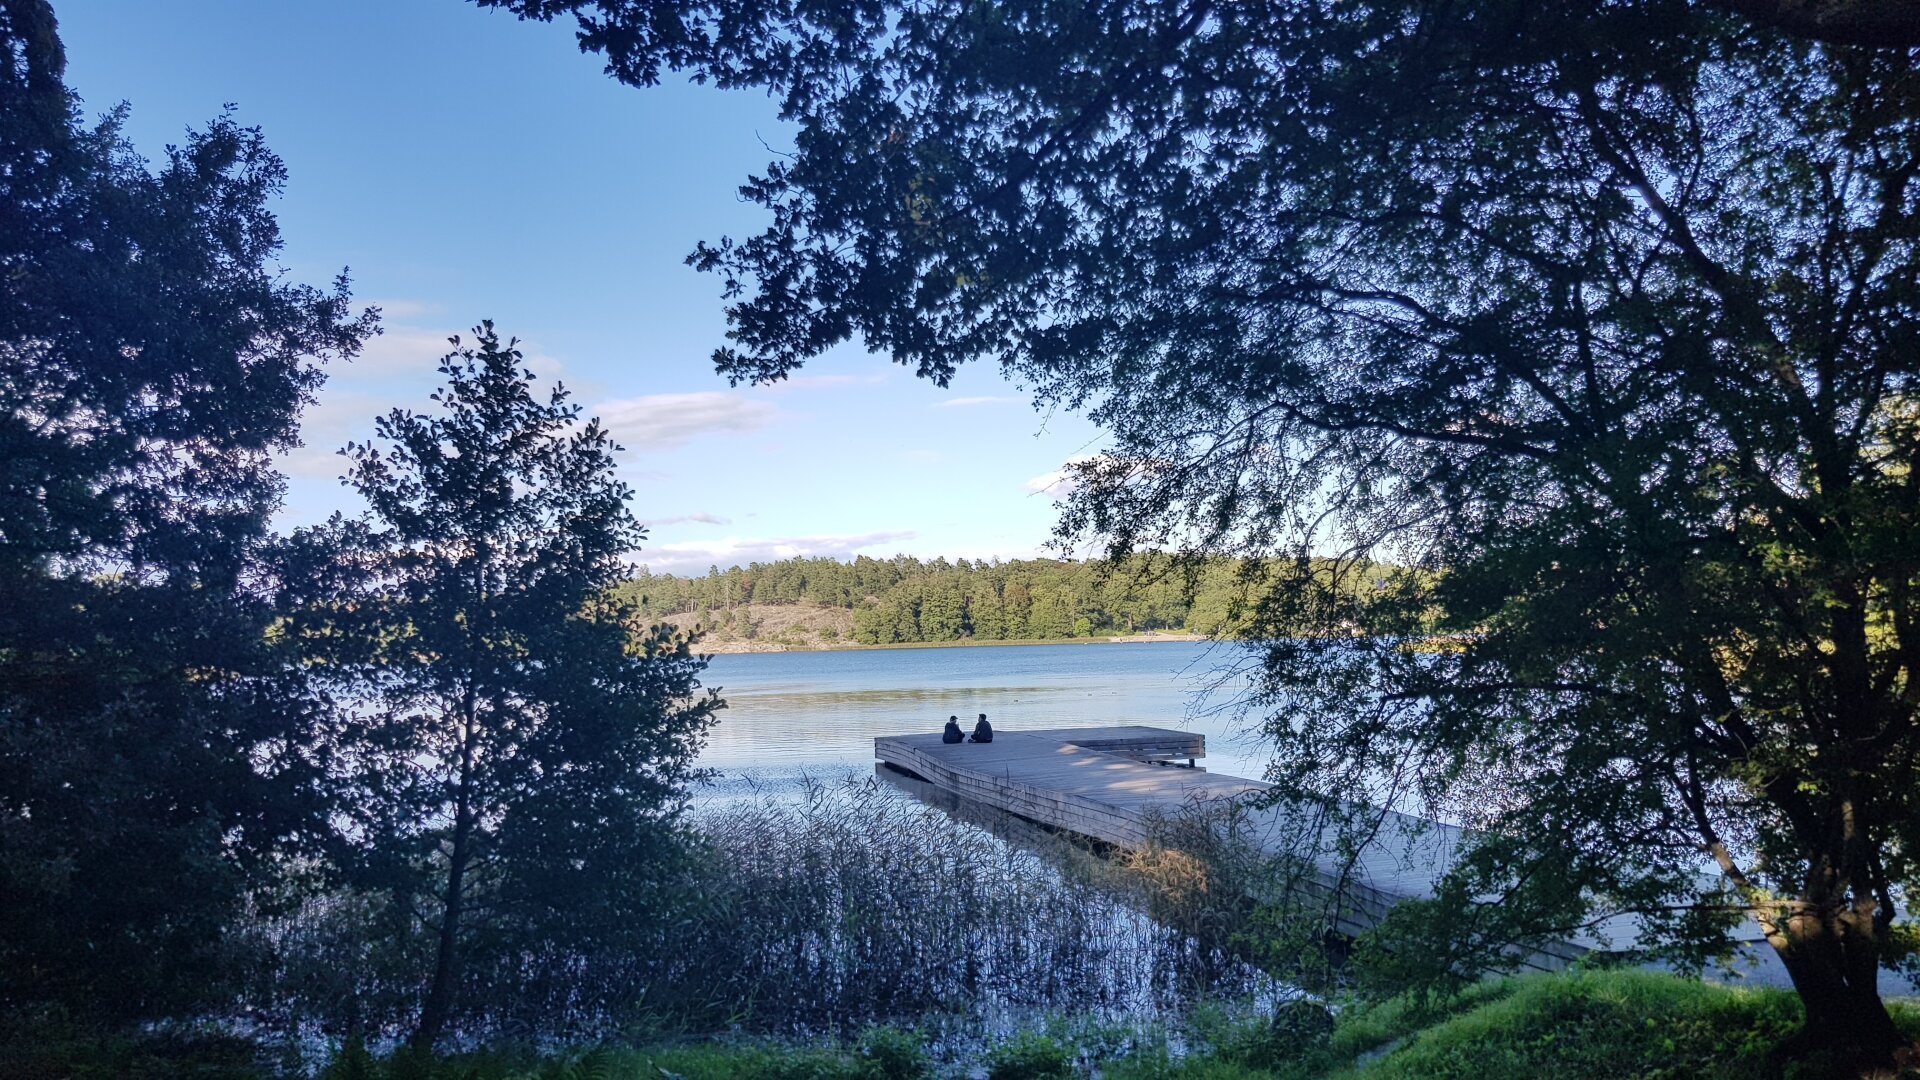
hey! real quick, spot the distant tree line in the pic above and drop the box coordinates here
[617,555,1400,645]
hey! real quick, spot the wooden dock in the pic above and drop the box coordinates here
[875,724,1612,971]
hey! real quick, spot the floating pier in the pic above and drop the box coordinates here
[875,724,1619,972]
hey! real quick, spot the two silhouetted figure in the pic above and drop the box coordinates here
[940,712,994,743]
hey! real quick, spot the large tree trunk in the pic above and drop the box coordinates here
[410,714,478,1056]
[1770,902,1901,1066]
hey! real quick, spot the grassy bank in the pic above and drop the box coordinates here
[15,970,1916,1079]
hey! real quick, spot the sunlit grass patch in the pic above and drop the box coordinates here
[1337,969,1805,1080]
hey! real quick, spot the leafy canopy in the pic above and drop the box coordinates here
[495,0,1920,1056]
[0,3,373,1022]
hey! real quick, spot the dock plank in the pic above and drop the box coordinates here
[875,724,1599,970]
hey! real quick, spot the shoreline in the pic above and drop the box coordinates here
[696,631,1211,656]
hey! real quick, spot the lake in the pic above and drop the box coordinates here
[691,639,1291,1028]
[695,639,1275,800]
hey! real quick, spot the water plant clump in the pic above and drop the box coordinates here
[241,779,1277,1052]
[669,779,1273,1031]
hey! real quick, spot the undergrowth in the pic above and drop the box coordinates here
[9,970,1916,1079]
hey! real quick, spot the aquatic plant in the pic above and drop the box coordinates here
[239,780,1272,1050]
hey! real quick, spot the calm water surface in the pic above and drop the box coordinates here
[695,640,1273,799]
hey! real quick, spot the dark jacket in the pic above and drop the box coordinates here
[969,718,994,743]
[942,720,964,744]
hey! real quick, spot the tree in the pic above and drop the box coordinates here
[0,3,373,1022]
[498,0,1920,1062]
[281,325,717,1052]
[919,575,967,640]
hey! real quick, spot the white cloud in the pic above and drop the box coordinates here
[632,530,918,574]
[932,395,1020,409]
[350,327,460,377]
[277,386,411,482]
[1022,453,1106,498]
[347,323,565,382]
[644,512,732,527]
[592,392,777,451]
[1022,469,1071,496]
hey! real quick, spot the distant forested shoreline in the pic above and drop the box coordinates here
[614,555,1396,648]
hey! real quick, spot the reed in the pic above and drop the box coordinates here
[657,779,1260,1031]
[241,779,1275,1049]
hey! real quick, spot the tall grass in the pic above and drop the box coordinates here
[240,779,1275,1051]
[661,779,1266,1030]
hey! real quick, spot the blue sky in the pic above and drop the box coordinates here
[56,1,1106,574]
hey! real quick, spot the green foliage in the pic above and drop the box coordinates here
[615,553,1393,646]
[983,1032,1076,1080]
[1109,971,1920,1079]
[855,1026,930,1080]
[0,5,374,1023]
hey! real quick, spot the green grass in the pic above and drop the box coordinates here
[1337,969,1920,1080]
[1107,970,1920,1080]
[10,971,1918,1080]
[1334,969,1803,1079]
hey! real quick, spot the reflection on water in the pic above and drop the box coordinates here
[695,641,1272,799]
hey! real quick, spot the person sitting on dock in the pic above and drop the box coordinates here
[942,715,965,744]
[969,713,994,743]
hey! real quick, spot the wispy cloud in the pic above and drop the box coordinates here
[932,395,1020,409]
[592,392,777,451]
[280,323,572,497]
[277,387,416,481]
[632,530,918,574]
[342,324,566,382]
[643,512,732,527]
[349,327,460,377]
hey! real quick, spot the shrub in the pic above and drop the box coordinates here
[985,1032,1076,1080]
[1227,997,1333,1071]
[856,1026,930,1080]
